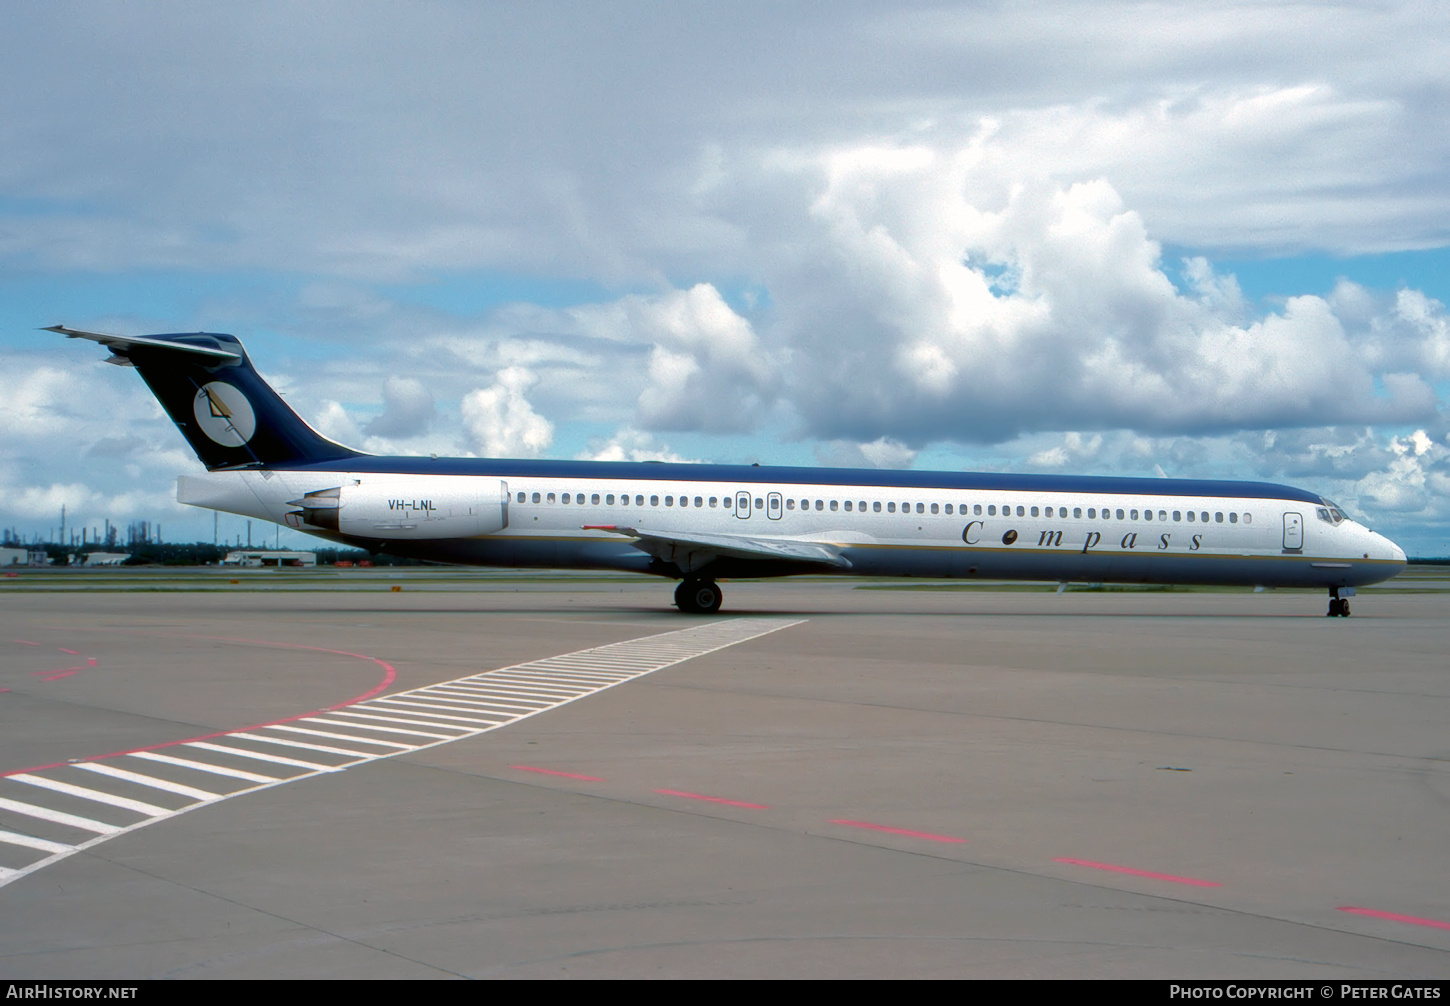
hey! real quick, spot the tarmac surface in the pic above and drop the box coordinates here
[1,576,1448,979]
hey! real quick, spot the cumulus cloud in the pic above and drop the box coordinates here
[364,376,435,438]
[576,428,696,464]
[626,284,777,433]
[814,437,917,470]
[761,163,1439,444]
[461,367,554,458]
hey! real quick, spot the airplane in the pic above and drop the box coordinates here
[52,325,1406,617]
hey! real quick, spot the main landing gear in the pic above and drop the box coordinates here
[1327,586,1352,617]
[674,578,723,614]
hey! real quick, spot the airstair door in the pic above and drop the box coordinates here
[1283,511,1303,550]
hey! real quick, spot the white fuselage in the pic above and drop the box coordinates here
[178,465,1406,589]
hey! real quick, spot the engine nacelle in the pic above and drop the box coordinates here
[287,475,509,540]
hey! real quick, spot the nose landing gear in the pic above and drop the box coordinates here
[1327,586,1352,617]
[674,578,723,614]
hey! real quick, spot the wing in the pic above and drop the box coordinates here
[584,525,851,573]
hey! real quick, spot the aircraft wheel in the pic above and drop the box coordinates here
[674,578,722,614]
[1327,598,1348,617]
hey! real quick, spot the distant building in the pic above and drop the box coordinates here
[222,550,317,567]
[0,547,27,567]
[81,552,131,566]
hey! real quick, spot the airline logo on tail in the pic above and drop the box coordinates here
[193,381,256,446]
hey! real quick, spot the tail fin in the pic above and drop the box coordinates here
[51,325,362,470]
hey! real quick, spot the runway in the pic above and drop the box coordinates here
[1,577,1448,978]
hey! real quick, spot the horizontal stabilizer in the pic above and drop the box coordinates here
[45,325,242,362]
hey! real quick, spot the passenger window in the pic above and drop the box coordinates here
[650,496,659,506]
[695,497,702,507]
[844,501,852,511]
[945,504,954,515]
[1030,506,1038,517]
[606,494,615,505]
[531,492,540,503]
[874,501,882,512]
[816,500,824,510]
[830,500,839,511]
[1116,509,1124,520]
[665,496,673,506]
[547,493,556,503]
[1201,512,1208,523]
[787,499,795,510]
[988,505,996,516]
[1173,511,1181,521]
[930,503,938,514]
[517,492,526,503]
[859,501,866,511]
[1244,513,1252,523]
[1187,511,1196,522]
[1215,512,1223,523]
[563,493,572,504]
[755,498,764,508]
[1088,508,1096,518]
[710,497,718,507]
[1017,506,1025,517]
[636,495,645,506]
[1073,507,1082,518]
[1229,512,1237,523]
[888,502,896,513]
[592,494,600,505]
[1130,509,1138,520]
[974,504,982,515]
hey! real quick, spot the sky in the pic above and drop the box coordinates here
[4,2,1450,555]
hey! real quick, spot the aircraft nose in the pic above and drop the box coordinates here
[1376,532,1406,566]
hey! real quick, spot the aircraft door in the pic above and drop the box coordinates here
[735,491,751,518]
[1283,511,1303,550]
[767,492,783,520]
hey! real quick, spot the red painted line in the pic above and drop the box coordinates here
[87,658,98,666]
[39,671,78,681]
[512,765,605,782]
[13,640,40,646]
[32,665,85,678]
[57,648,80,655]
[1337,907,1450,931]
[829,819,966,843]
[656,789,769,809]
[1054,858,1221,887]
[2,636,399,778]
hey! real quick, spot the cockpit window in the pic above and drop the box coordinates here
[1317,499,1347,525]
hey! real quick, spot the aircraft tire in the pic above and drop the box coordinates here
[674,578,722,614]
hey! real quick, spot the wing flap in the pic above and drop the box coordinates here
[585,525,851,572]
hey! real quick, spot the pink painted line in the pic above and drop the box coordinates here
[87,658,98,666]
[656,788,769,809]
[1054,858,1221,887]
[512,764,605,782]
[1337,907,1450,931]
[12,640,40,646]
[829,819,966,843]
[57,648,80,655]
[39,671,78,682]
[2,636,399,778]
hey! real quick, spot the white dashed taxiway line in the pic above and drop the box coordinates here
[0,617,802,890]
